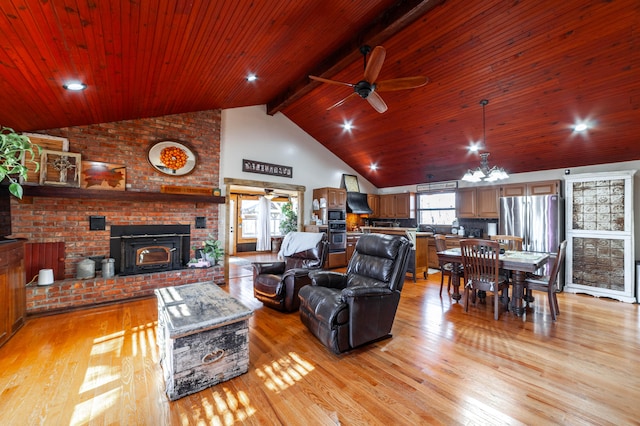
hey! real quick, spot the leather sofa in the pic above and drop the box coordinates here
[298,233,411,353]
[253,232,328,312]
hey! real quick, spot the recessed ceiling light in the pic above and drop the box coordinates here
[370,163,378,171]
[246,74,257,82]
[342,121,353,131]
[573,122,588,132]
[63,82,87,91]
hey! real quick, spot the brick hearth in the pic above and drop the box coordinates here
[27,266,223,315]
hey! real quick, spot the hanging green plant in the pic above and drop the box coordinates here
[0,127,40,199]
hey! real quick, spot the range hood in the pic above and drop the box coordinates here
[346,192,373,214]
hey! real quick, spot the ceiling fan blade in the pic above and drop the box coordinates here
[375,76,429,92]
[309,75,354,87]
[363,46,386,83]
[327,92,358,111]
[367,91,388,113]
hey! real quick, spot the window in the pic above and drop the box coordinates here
[417,192,456,225]
[240,199,292,238]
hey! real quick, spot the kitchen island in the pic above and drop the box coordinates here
[360,227,464,279]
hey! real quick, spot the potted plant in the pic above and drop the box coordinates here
[279,201,298,235]
[200,233,224,265]
[0,127,40,199]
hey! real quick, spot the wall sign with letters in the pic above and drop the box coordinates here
[242,159,292,178]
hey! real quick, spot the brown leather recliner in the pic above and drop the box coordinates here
[298,233,411,354]
[252,232,328,312]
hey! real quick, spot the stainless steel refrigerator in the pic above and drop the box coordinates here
[499,194,564,287]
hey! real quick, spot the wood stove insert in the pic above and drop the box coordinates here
[110,224,190,275]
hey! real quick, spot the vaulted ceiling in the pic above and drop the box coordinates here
[0,0,638,188]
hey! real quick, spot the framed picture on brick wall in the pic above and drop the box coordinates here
[81,161,126,191]
[39,150,81,187]
[20,133,69,185]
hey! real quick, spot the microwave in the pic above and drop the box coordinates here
[327,210,346,221]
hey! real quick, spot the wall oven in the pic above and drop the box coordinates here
[328,210,346,221]
[327,220,347,252]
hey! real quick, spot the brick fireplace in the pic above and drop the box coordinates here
[9,110,225,315]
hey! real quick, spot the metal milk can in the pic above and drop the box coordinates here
[76,258,96,279]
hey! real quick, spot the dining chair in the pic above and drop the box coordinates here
[524,240,567,321]
[490,234,523,251]
[490,235,523,282]
[434,234,461,295]
[460,239,509,320]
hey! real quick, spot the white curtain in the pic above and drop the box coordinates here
[256,196,271,251]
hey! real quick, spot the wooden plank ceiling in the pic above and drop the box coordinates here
[0,0,637,188]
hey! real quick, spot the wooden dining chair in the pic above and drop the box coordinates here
[490,235,523,284]
[490,234,523,251]
[434,234,461,295]
[524,240,567,321]
[460,239,509,320]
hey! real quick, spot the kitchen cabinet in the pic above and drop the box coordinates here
[0,240,26,348]
[313,187,346,210]
[378,193,415,218]
[501,180,561,197]
[367,194,380,218]
[456,187,499,218]
[346,234,361,263]
[304,225,325,233]
[328,251,347,269]
[379,194,394,218]
[413,236,428,279]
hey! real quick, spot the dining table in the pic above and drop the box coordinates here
[437,247,550,316]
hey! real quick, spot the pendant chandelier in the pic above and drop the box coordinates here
[461,99,509,183]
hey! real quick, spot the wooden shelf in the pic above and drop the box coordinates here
[10,185,225,204]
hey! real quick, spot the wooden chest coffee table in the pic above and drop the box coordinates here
[155,282,253,400]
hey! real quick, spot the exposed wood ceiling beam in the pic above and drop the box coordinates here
[266,0,446,115]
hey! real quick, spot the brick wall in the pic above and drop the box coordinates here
[10,110,225,314]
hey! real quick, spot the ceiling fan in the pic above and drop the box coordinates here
[309,45,428,113]
[263,188,288,200]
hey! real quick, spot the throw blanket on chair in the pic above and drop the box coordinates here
[279,232,323,258]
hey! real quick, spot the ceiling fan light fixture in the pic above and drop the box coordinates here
[263,189,278,200]
[355,81,372,98]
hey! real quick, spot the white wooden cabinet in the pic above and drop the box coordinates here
[564,171,636,302]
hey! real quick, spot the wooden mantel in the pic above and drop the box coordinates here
[11,185,225,204]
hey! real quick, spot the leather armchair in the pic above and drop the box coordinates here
[298,233,411,354]
[253,232,328,312]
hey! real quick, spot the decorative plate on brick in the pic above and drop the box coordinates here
[147,141,197,176]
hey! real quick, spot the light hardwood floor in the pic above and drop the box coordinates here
[1,252,639,425]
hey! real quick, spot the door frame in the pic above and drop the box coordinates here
[222,178,305,269]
